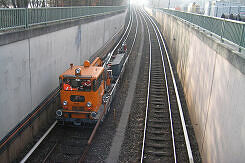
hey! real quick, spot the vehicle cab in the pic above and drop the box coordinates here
[56,59,106,125]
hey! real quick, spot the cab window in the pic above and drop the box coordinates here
[63,78,92,92]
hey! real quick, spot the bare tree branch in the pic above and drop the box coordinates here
[11,0,16,8]
[0,0,10,8]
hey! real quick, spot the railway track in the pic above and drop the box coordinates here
[17,6,197,163]
[139,8,193,163]
[19,8,136,163]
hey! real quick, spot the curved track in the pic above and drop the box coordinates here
[138,8,193,163]
[19,7,138,163]
[84,6,200,162]
[18,6,200,163]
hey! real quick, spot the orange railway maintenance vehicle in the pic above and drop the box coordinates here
[56,42,127,125]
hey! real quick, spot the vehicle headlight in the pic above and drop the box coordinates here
[91,112,97,118]
[63,101,67,106]
[87,101,92,107]
[75,68,81,74]
[56,110,62,116]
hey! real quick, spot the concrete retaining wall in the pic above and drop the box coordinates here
[146,8,245,163]
[0,94,59,162]
[0,11,126,142]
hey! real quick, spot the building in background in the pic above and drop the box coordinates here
[187,2,201,13]
[204,0,245,17]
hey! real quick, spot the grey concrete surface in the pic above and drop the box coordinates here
[0,95,59,163]
[106,12,143,163]
[146,8,245,163]
[0,11,126,141]
[0,40,32,139]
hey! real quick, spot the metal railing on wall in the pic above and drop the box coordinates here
[160,8,245,51]
[0,6,126,31]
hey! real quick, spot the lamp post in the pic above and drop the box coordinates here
[168,0,170,9]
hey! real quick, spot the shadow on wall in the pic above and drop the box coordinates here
[75,25,82,50]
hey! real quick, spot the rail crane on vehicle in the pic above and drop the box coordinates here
[56,42,127,125]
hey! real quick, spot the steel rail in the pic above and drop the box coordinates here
[78,104,106,163]
[79,8,138,162]
[124,7,137,42]
[103,7,133,68]
[144,9,194,163]
[110,6,138,95]
[79,7,139,162]
[20,121,57,163]
[139,8,152,163]
[19,9,134,163]
[143,9,177,163]
[42,142,57,163]
[127,6,139,54]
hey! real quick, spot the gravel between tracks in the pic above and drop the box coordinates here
[19,8,201,163]
[84,8,141,163]
[119,10,202,163]
[86,8,201,163]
